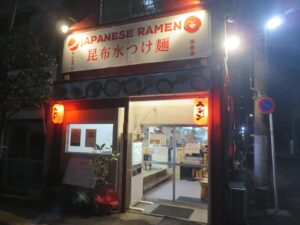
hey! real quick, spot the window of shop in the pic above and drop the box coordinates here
[1,120,45,194]
[6,120,45,160]
[101,0,130,23]
[131,0,162,17]
[100,0,202,24]
[65,123,114,154]
[101,0,162,23]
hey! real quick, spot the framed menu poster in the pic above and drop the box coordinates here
[70,128,81,146]
[66,124,114,154]
[85,129,96,147]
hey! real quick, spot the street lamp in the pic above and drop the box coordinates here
[224,35,241,52]
[61,24,69,33]
[265,16,284,30]
[58,17,78,34]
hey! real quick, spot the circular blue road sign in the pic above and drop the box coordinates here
[258,97,275,114]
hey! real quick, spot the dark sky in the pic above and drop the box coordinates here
[227,0,300,149]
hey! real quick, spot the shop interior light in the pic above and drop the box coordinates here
[52,103,64,124]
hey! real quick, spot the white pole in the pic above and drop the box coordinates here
[269,113,279,210]
[253,33,269,190]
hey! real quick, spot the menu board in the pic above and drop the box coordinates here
[63,157,96,188]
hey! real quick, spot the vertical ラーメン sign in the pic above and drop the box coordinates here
[62,10,211,73]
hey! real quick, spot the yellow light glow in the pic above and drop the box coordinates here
[266,16,284,30]
[224,35,241,52]
[193,98,208,126]
[52,104,64,124]
[61,25,69,33]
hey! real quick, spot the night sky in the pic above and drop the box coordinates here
[227,0,300,151]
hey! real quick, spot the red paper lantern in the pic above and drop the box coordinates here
[52,104,64,124]
[193,98,208,125]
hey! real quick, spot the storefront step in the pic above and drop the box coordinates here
[143,169,172,192]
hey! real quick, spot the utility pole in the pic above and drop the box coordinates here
[253,32,269,190]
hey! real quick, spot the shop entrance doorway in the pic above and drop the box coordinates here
[143,126,208,202]
[128,99,208,223]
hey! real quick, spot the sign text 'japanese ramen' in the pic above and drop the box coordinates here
[62,11,210,73]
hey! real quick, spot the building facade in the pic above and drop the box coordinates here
[47,1,228,224]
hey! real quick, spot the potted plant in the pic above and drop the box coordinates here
[90,144,120,214]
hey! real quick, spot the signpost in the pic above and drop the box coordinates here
[258,96,278,211]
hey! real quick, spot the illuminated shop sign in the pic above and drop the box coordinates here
[62,10,210,73]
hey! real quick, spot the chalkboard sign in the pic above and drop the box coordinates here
[63,157,96,189]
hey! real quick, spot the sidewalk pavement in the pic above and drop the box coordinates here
[50,212,201,225]
[248,207,298,225]
[33,211,162,225]
[1,202,299,225]
[0,195,203,225]
[0,208,202,225]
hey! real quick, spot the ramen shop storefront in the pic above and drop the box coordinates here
[47,9,226,225]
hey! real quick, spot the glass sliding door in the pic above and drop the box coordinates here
[143,125,208,203]
[143,126,174,201]
[174,126,208,203]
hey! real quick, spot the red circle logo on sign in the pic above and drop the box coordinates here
[184,16,201,33]
[67,37,79,51]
